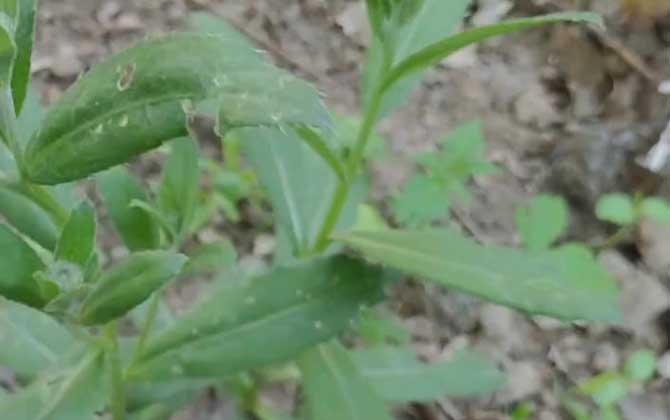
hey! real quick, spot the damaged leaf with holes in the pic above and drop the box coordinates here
[23,33,331,185]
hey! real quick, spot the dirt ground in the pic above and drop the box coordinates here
[34,0,670,419]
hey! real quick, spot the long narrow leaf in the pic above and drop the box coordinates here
[0,13,17,147]
[55,201,96,267]
[352,347,505,402]
[10,0,37,114]
[0,186,59,250]
[242,127,365,255]
[24,33,331,184]
[381,12,602,95]
[336,229,621,322]
[0,224,46,307]
[158,136,200,238]
[130,255,386,381]
[0,298,74,381]
[0,349,107,420]
[298,341,392,420]
[98,167,161,251]
[78,251,187,326]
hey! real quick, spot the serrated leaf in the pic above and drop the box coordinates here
[242,127,365,256]
[298,341,393,420]
[158,136,200,238]
[78,251,187,325]
[392,174,450,228]
[0,186,59,249]
[10,0,37,114]
[130,255,386,381]
[336,229,621,322]
[596,193,636,226]
[393,121,496,228]
[516,195,569,251]
[55,201,96,268]
[381,12,603,97]
[0,298,74,381]
[98,167,161,251]
[0,224,46,307]
[24,33,331,185]
[352,347,505,402]
[423,121,497,180]
[0,348,107,420]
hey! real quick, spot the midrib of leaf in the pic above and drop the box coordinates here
[317,344,361,420]
[6,314,57,363]
[144,283,360,362]
[340,233,504,283]
[270,139,305,248]
[361,366,427,378]
[35,93,195,158]
[35,350,100,420]
[38,66,296,157]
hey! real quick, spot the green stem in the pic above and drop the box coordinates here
[312,181,351,253]
[105,322,126,420]
[312,90,384,253]
[594,226,631,252]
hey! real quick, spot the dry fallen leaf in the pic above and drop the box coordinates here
[599,251,670,345]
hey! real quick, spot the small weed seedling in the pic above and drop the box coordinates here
[563,349,659,420]
[595,192,670,248]
[392,121,497,228]
[0,1,621,419]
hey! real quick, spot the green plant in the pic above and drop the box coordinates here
[392,121,497,227]
[563,349,658,420]
[596,192,670,226]
[594,192,670,249]
[0,1,619,419]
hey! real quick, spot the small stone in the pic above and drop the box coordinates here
[496,360,544,404]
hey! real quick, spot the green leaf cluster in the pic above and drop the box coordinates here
[563,348,658,420]
[596,193,670,226]
[393,121,496,227]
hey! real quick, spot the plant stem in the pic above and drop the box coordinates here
[594,226,631,252]
[105,322,126,420]
[312,90,384,253]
